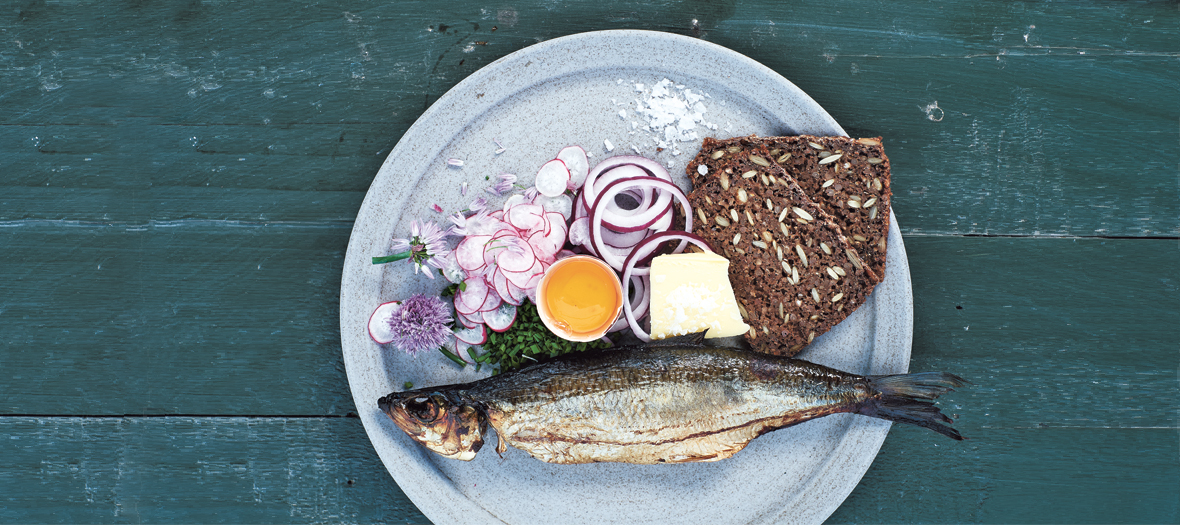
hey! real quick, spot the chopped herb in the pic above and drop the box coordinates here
[438,346,467,368]
[403,381,414,390]
[480,300,610,372]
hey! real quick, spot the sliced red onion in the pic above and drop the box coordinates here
[583,155,671,207]
[589,177,693,271]
[601,227,648,249]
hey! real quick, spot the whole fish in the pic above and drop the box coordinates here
[378,334,966,464]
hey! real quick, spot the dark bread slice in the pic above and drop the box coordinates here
[685,136,880,356]
[756,136,892,279]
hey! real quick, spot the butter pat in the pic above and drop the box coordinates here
[649,251,750,339]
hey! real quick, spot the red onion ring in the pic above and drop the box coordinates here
[589,177,693,271]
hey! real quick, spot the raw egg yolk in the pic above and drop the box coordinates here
[543,258,620,336]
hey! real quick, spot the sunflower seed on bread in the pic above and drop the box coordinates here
[686,136,881,357]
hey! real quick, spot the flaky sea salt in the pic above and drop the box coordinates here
[633,78,713,150]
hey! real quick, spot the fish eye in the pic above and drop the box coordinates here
[404,396,439,422]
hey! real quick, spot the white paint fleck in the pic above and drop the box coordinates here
[921,101,945,122]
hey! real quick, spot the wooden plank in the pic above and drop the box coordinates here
[2,226,1176,429]
[0,416,428,524]
[0,417,1174,523]
[1,2,1176,235]
[830,426,1179,524]
[0,222,355,415]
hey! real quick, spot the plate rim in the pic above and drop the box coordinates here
[341,29,912,525]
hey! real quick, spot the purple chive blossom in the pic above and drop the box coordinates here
[446,158,464,168]
[461,181,468,196]
[485,172,516,196]
[467,197,487,213]
[431,203,444,213]
[387,294,453,355]
[387,219,452,279]
[493,139,506,155]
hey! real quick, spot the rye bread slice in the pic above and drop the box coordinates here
[685,136,880,356]
[756,136,892,278]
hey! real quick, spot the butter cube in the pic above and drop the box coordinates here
[648,251,750,339]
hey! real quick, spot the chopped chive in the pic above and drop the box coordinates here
[438,346,467,368]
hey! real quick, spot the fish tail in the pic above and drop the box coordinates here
[858,372,969,440]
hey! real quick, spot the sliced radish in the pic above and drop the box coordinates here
[557,146,589,190]
[456,309,481,329]
[453,323,487,345]
[455,278,489,315]
[507,203,546,233]
[483,302,518,332]
[455,235,491,273]
[535,193,574,221]
[367,301,401,344]
[506,280,528,305]
[534,159,570,197]
[495,238,537,273]
[490,267,514,306]
[502,194,528,213]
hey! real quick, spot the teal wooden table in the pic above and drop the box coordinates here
[2,1,1177,523]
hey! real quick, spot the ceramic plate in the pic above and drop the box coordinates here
[341,30,913,525]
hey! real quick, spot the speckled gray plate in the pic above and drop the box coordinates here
[341,30,913,525]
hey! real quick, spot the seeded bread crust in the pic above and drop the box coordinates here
[685,136,880,356]
[755,136,892,278]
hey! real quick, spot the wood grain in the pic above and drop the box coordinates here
[2,233,1174,426]
[2,0,1177,522]
[0,417,428,524]
[0,419,1174,524]
[2,1,1176,235]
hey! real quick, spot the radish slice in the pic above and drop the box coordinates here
[478,287,503,312]
[455,235,491,273]
[484,303,517,332]
[455,278,489,315]
[557,146,589,190]
[507,203,546,233]
[367,301,401,344]
[535,159,570,197]
[506,280,528,305]
[453,323,487,345]
[456,309,481,329]
[502,194,528,213]
[568,217,591,247]
[620,231,714,341]
[535,193,574,221]
[589,177,693,271]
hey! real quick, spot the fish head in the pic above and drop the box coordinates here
[378,390,487,461]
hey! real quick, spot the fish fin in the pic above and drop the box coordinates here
[646,330,709,348]
[860,372,969,440]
